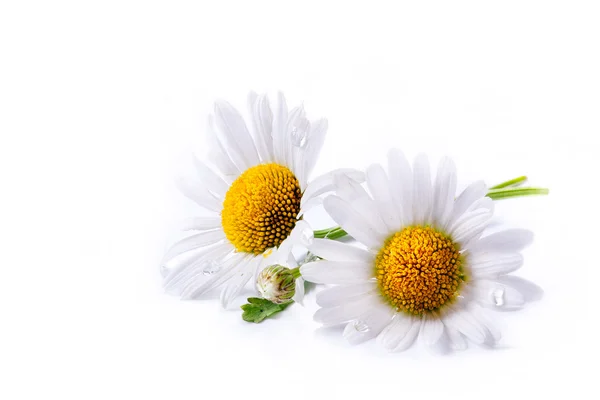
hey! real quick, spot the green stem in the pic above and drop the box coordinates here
[290,267,302,279]
[313,227,338,236]
[486,187,549,200]
[490,175,528,189]
[313,227,348,239]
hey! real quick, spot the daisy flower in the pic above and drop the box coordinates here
[300,150,543,351]
[161,92,362,308]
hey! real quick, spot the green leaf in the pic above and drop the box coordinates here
[241,297,293,323]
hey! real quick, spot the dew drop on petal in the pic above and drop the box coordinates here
[492,289,505,307]
[202,260,222,275]
[353,320,370,333]
[291,125,308,148]
[303,252,321,264]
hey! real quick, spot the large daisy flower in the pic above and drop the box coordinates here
[300,150,542,351]
[162,92,362,308]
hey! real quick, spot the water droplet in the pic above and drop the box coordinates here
[300,227,314,246]
[291,119,309,148]
[353,321,370,333]
[202,260,221,275]
[492,289,505,306]
[303,252,321,264]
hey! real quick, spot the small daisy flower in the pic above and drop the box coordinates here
[162,92,362,308]
[300,149,543,351]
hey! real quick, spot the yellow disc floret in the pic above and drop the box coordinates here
[221,163,301,254]
[375,226,465,315]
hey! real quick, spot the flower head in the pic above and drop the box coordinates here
[301,150,543,351]
[256,265,296,304]
[161,92,363,308]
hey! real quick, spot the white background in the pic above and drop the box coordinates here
[1,1,599,399]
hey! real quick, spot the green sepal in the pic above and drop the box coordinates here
[241,297,293,323]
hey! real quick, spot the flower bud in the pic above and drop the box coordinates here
[256,265,296,304]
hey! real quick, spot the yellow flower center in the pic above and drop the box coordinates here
[221,163,301,254]
[375,226,465,315]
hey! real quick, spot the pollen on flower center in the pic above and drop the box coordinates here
[375,226,465,315]
[221,163,301,254]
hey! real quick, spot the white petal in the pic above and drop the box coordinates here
[175,176,222,212]
[298,196,322,216]
[472,279,527,310]
[393,317,422,352]
[443,307,486,344]
[387,148,412,225]
[292,147,308,190]
[206,114,240,177]
[301,168,365,207]
[468,196,494,213]
[214,100,259,171]
[300,260,373,284]
[343,305,394,345]
[308,238,374,263]
[412,154,432,225]
[432,157,457,228]
[180,252,247,299]
[443,324,467,351]
[219,257,259,308]
[271,92,289,166]
[163,243,232,292]
[192,156,229,198]
[176,217,222,231]
[272,220,312,265]
[206,151,238,181]
[470,229,534,253]
[257,95,275,158]
[247,92,273,162]
[292,276,305,304]
[334,172,370,201]
[314,294,380,326]
[286,253,298,268]
[164,259,205,293]
[290,250,305,304]
[287,105,307,165]
[287,106,311,188]
[161,229,226,265]
[450,208,493,246]
[495,275,544,302]
[252,255,271,285]
[445,181,487,230]
[469,253,524,278]
[303,118,328,180]
[470,305,502,344]
[377,315,414,350]
[333,175,387,234]
[316,282,378,308]
[420,317,444,346]
[366,163,402,231]
[323,195,386,250]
